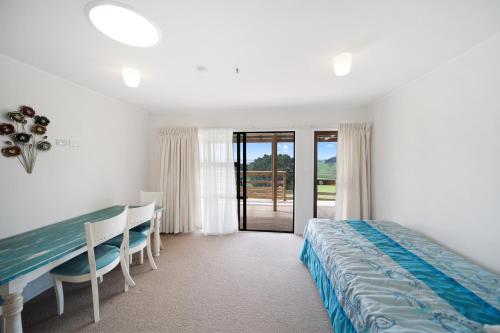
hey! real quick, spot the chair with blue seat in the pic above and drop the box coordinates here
[50,207,134,323]
[130,191,164,262]
[104,202,157,290]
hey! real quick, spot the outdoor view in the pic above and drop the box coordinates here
[234,132,295,232]
[246,143,294,200]
[315,132,337,218]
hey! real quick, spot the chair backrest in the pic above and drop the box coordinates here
[84,207,129,284]
[84,207,128,247]
[140,191,163,206]
[128,201,156,229]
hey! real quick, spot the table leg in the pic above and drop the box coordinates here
[153,211,161,257]
[2,292,24,333]
[158,212,165,250]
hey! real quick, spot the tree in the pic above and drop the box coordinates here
[324,156,336,164]
[247,154,295,189]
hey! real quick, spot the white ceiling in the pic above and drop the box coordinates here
[1,0,500,113]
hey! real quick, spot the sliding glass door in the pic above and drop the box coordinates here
[314,131,337,218]
[234,132,295,232]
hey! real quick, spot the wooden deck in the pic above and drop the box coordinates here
[243,200,336,232]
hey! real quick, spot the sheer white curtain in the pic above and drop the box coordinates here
[335,123,371,220]
[159,128,201,233]
[198,128,238,235]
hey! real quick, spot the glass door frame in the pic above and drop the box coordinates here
[234,131,295,233]
[313,131,338,218]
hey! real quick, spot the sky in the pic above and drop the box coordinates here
[233,142,336,162]
[317,142,337,160]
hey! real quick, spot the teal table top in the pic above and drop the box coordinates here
[0,205,163,285]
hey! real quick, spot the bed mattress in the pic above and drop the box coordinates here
[300,219,500,332]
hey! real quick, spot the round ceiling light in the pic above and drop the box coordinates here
[333,52,352,77]
[86,2,160,47]
[122,67,141,87]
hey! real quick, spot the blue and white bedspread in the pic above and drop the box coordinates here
[300,219,500,333]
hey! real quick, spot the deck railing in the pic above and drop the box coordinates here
[239,172,336,202]
[316,178,336,201]
[241,171,287,201]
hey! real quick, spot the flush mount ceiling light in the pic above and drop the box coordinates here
[86,2,160,47]
[333,52,353,77]
[122,67,141,87]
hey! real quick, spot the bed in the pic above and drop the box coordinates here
[300,219,500,333]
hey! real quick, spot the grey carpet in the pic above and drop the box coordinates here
[22,232,331,332]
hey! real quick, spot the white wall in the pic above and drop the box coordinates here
[370,34,500,273]
[148,106,370,234]
[0,54,149,299]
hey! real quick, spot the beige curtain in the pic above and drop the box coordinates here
[335,123,371,220]
[159,128,201,233]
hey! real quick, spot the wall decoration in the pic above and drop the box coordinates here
[1,106,51,174]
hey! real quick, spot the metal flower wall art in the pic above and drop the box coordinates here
[1,106,51,174]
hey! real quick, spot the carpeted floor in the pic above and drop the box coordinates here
[22,232,331,333]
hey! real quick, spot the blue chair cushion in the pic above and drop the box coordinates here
[131,221,151,236]
[50,245,120,276]
[104,231,147,249]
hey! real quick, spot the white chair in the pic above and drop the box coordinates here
[129,191,162,239]
[50,207,134,323]
[104,202,157,290]
[139,191,163,206]
[132,191,164,253]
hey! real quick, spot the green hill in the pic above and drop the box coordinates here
[317,160,336,180]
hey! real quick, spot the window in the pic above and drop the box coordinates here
[314,131,337,218]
